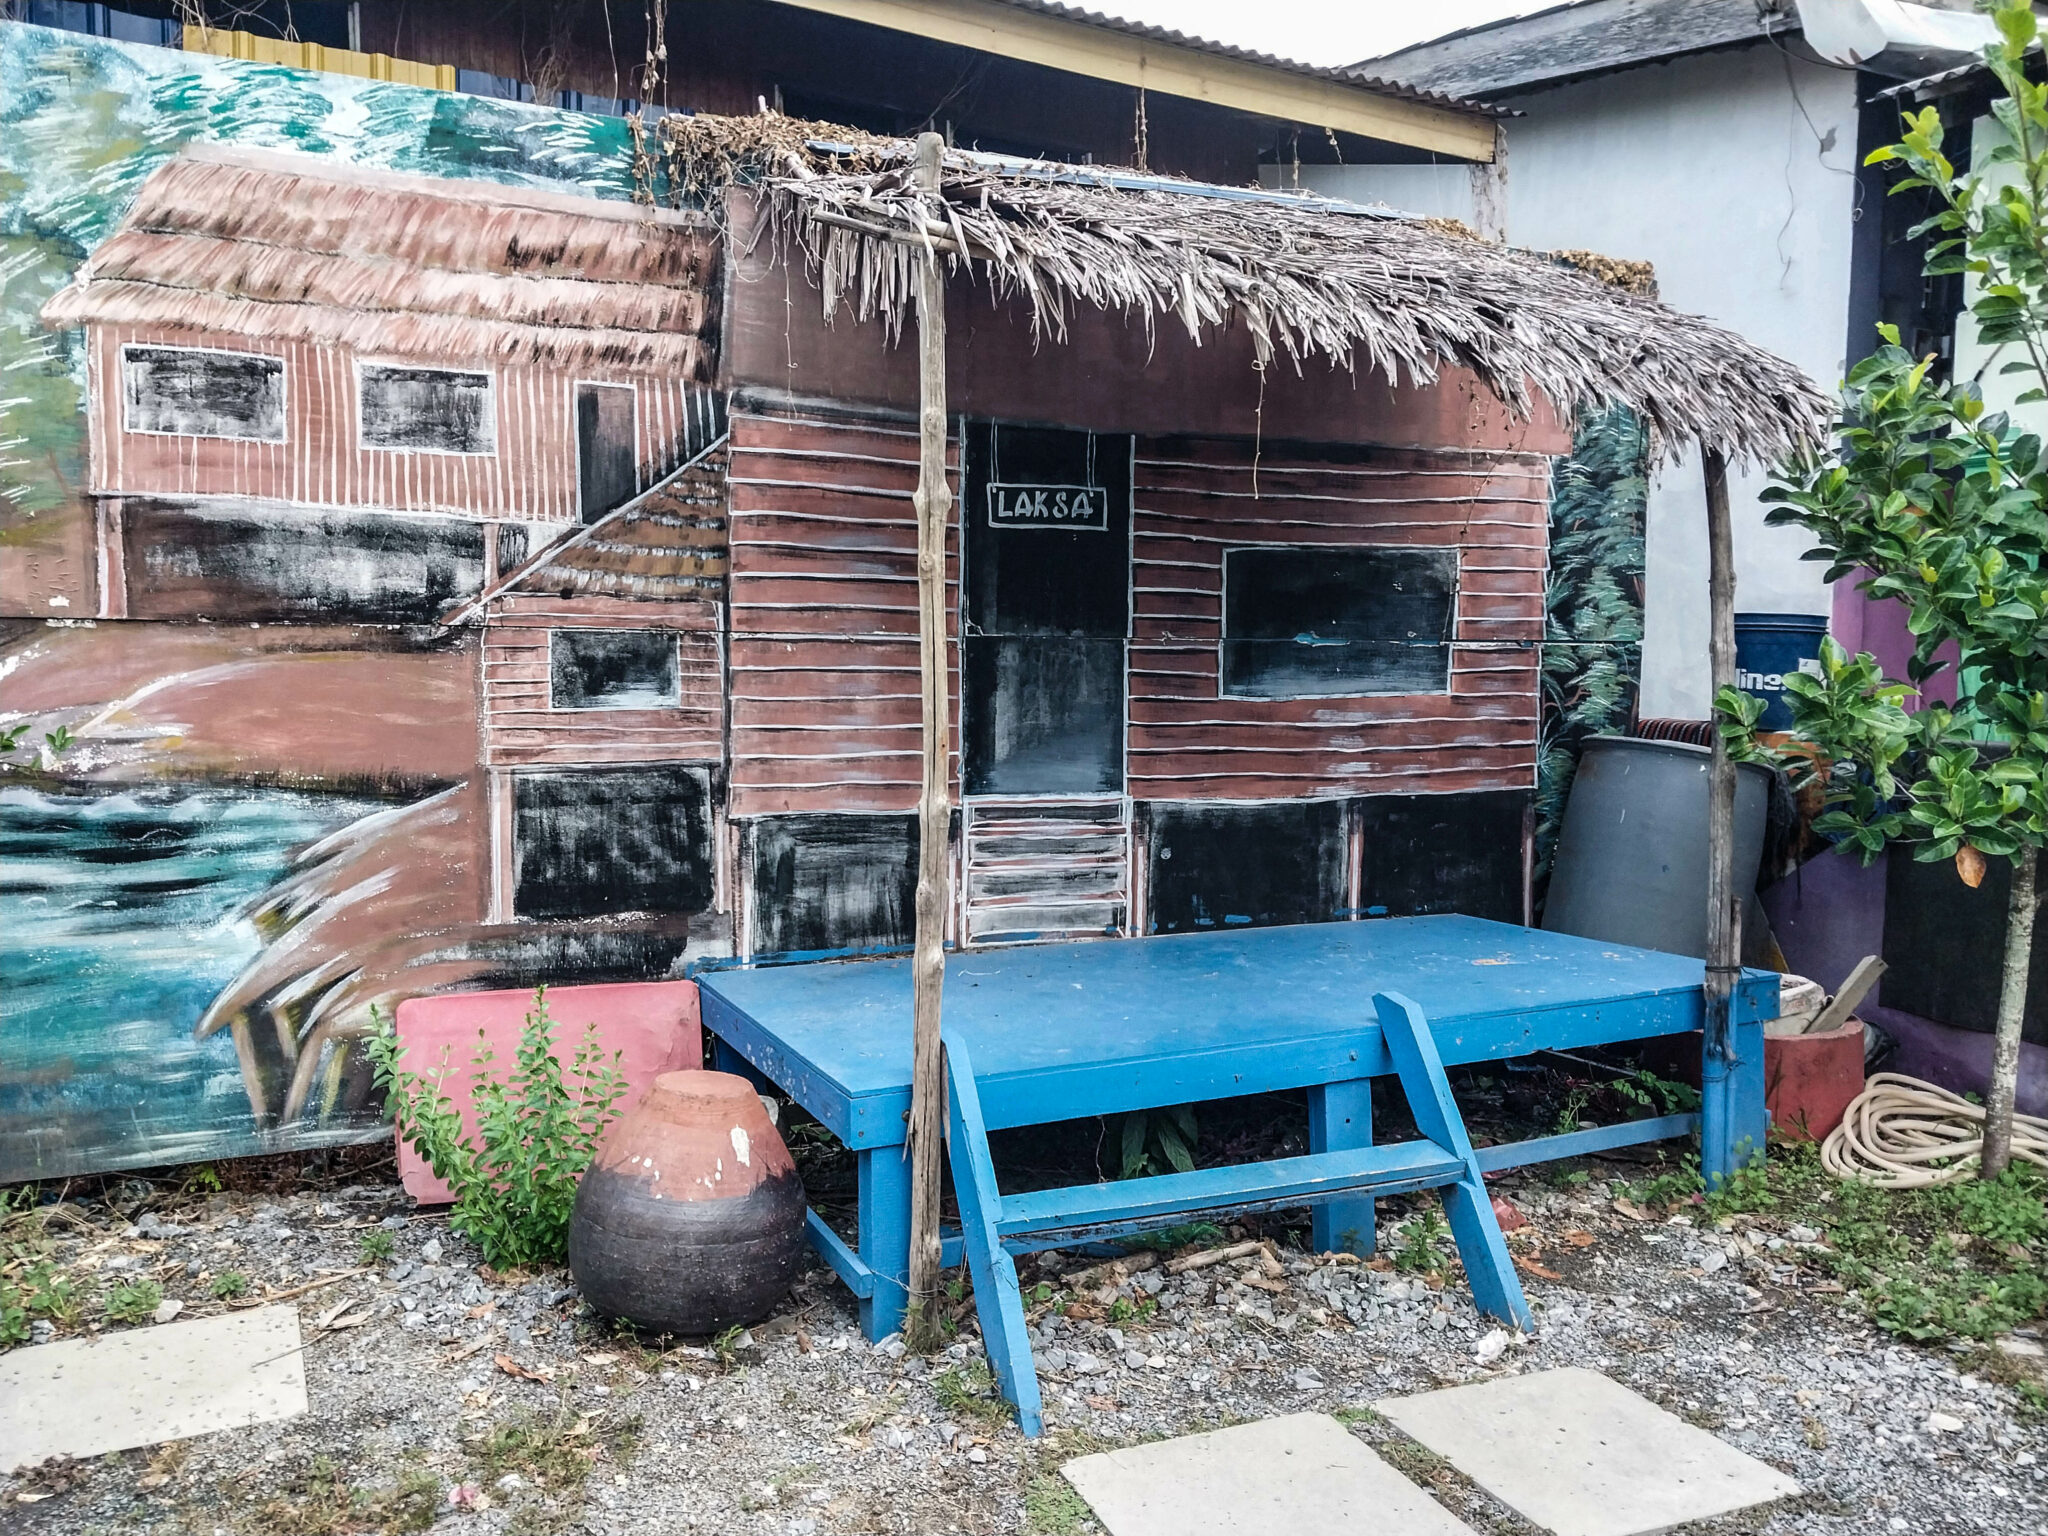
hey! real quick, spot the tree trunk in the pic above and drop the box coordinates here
[903,131,951,1349]
[1701,449,1745,1178]
[1983,843,2038,1180]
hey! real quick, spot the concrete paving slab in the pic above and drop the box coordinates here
[1377,1366,1799,1536]
[0,1305,306,1473]
[1060,1411,1479,1536]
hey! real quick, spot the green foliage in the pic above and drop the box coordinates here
[103,1278,163,1325]
[1023,1473,1096,1536]
[260,1455,442,1536]
[210,1270,249,1299]
[1536,405,1650,883]
[1119,1221,1225,1253]
[366,988,626,1271]
[1934,1164,2048,1245]
[1701,1146,2047,1343]
[1392,1200,1451,1275]
[1552,1085,1592,1135]
[1702,1159,1776,1219]
[1612,1069,1702,1117]
[1624,1155,1705,1210]
[21,1259,80,1326]
[711,1323,749,1369]
[933,1359,1017,1426]
[1117,1104,1198,1179]
[358,1229,396,1263]
[1749,0,2048,875]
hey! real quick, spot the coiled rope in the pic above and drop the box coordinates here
[1821,1071,2048,1188]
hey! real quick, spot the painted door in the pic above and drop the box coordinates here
[577,383,637,523]
[960,421,1132,942]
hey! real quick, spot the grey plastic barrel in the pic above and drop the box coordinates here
[1542,736,1771,959]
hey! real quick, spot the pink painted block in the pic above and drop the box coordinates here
[391,980,703,1205]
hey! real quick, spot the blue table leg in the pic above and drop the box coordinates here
[1375,991,1532,1332]
[1701,1001,1769,1187]
[857,1144,912,1342]
[1307,1079,1375,1255]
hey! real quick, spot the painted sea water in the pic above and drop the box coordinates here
[0,785,387,1181]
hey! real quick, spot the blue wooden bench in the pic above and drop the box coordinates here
[696,915,1776,1433]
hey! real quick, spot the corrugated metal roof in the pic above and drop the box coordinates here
[1355,0,1790,102]
[972,0,1510,115]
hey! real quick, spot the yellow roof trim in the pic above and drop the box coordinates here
[764,0,1497,162]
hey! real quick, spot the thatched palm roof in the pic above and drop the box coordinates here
[657,115,1827,466]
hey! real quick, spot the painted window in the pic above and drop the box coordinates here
[549,628,679,710]
[512,766,712,920]
[120,345,285,441]
[358,364,495,453]
[1221,546,1457,698]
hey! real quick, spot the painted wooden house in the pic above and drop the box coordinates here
[46,130,1820,991]
[42,145,724,624]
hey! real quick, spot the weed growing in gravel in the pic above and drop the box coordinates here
[358,1229,395,1263]
[1392,1201,1451,1275]
[933,1360,1015,1427]
[710,1323,749,1370]
[1670,1144,2048,1342]
[210,1270,249,1299]
[257,1456,440,1535]
[103,1278,162,1325]
[465,1405,640,1535]
[1022,1472,1096,1535]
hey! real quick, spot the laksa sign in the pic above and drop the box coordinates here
[987,482,1109,531]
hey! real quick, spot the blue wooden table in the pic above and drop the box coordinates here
[697,915,1775,1429]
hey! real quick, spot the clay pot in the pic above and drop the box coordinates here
[1764,1014,1867,1142]
[570,1071,805,1335]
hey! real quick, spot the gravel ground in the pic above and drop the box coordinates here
[3,1166,2044,1536]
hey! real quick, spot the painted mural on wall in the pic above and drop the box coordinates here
[2,22,1632,1187]
[0,22,722,1181]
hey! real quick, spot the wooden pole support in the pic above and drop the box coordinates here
[904,129,951,1349]
[1701,447,1745,1175]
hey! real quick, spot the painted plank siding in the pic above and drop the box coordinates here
[479,594,724,770]
[90,324,712,525]
[1127,437,1549,801]
[726,406,961,818]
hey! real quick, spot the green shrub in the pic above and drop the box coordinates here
[367,989,625,1270]
[210,1270,249,1299]
[104,1279,163,1325]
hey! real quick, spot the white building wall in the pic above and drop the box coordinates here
[1274,45,1859,716]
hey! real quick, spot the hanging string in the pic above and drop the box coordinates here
[1251,360,1267,499]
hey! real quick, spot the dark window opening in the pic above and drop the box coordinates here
[358,364,494,453]
[549,628,680,710]
[1222,545,1456,699]
[121,346,284,441]
[747,813,919,958]
[577,383,638,522]
[512,767,712,920]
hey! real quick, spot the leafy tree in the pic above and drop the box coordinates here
[1741,0,2048,1179]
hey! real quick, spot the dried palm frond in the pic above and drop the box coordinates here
[659,113,1829,467]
